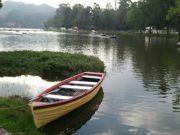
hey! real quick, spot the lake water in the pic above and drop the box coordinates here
[0,31,180,135]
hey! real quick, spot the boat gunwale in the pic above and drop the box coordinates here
[31,72,105,110]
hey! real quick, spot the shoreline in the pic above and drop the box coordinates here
[0,51,105,134]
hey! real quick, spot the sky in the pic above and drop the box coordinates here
[4,0,136,8]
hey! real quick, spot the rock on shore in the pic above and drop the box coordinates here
[0,127,11,135]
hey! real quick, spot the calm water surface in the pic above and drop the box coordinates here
[0,31,180,135]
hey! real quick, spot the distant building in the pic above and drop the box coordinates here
[145,26,178,34]
[145,26,156,33]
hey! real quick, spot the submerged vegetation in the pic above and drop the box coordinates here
[0,51,105,81]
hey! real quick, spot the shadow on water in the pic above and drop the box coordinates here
[42,88,104,135]
[1,33,180,134]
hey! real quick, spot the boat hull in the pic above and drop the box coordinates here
[30,83,102,128]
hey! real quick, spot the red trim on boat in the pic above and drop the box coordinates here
[32,72,105,110]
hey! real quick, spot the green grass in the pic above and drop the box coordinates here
[0,97,42,135]
[0,51,105,81]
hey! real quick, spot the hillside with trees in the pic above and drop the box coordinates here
[45,0,180,34]
[0,1,55,28]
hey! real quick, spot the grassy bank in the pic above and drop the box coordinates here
[0,97,42,135]
[0,51,105,81]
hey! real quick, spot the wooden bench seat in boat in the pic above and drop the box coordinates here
[82,75,101,79]
[60,85,92,90]
[69,81,97,86]
[44,94,72,100]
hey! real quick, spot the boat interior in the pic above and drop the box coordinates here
[41,75,102,103]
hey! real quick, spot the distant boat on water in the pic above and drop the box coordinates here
[101,33,107,36]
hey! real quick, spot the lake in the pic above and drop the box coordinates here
[0,30,180,135]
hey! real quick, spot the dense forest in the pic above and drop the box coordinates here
[0,1,55,28]
[45,0,180,34]
[0,0,179,33]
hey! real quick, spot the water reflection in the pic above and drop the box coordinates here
[130,36,180,112]
[0,32,180,134]
[0,32,60,51]
[173,89,180,112]
[42,88,104,135]
[0,75,56,98]
[57,34,127,72]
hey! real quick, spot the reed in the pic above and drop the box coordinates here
[0,51,105,81]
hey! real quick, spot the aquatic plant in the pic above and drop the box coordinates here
[0,51,105,81]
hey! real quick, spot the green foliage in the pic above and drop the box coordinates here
[0,0,2,8]
[0,97,42,135]
[0,51,105,81]
[166,0,180,34]
[53,2,124,30]
[117,0,131,29]
[127,2,145,30]
[166,0,180,20]
[126,0,177,33]
[54,4,72,28]
[92,3,102,29]
[50,0,178,33]
[72,4,92,29]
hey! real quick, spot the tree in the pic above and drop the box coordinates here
[54,4,72,28]
[127,2,145,31]
[0,0,2,8]
[44,18,54,30]
[141,0,175,33]
[117,0,132,30]
[166,0,180,34]
[101,3,116,30]
[71,4,92,29]
[49,1,179,33]
[126,0,175,34]
[92,3,102,29]
[72,4,84,27]
[80,6,92,29]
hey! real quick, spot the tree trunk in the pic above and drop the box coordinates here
[149,27,152,34]
[156,29,159,35]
